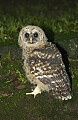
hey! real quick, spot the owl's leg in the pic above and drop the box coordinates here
[26,86,41,98]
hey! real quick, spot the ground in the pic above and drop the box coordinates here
[0,0,78,120]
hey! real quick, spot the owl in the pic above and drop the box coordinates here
[18,25,72,100]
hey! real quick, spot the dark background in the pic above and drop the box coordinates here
[0,0,77,15]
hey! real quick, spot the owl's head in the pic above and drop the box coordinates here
[18,25,48,49]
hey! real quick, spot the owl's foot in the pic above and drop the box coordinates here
[26,86,41,98]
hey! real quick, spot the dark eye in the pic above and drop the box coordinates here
[34,32,38,37]
[25,33,29,38]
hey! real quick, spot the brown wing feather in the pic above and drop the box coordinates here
[29,42,71,99]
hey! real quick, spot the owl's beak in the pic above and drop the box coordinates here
[29,37,33,43]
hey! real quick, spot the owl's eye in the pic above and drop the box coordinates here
[34,32,38,37]
[25,33,29,38]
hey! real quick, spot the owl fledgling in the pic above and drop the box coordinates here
[18,25,72,100]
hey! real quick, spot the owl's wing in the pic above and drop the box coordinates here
[29,43,71,100]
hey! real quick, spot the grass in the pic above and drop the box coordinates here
[0,0,78,120]
[0,2,78,46]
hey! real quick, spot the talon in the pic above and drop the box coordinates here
[26,86,41,98]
